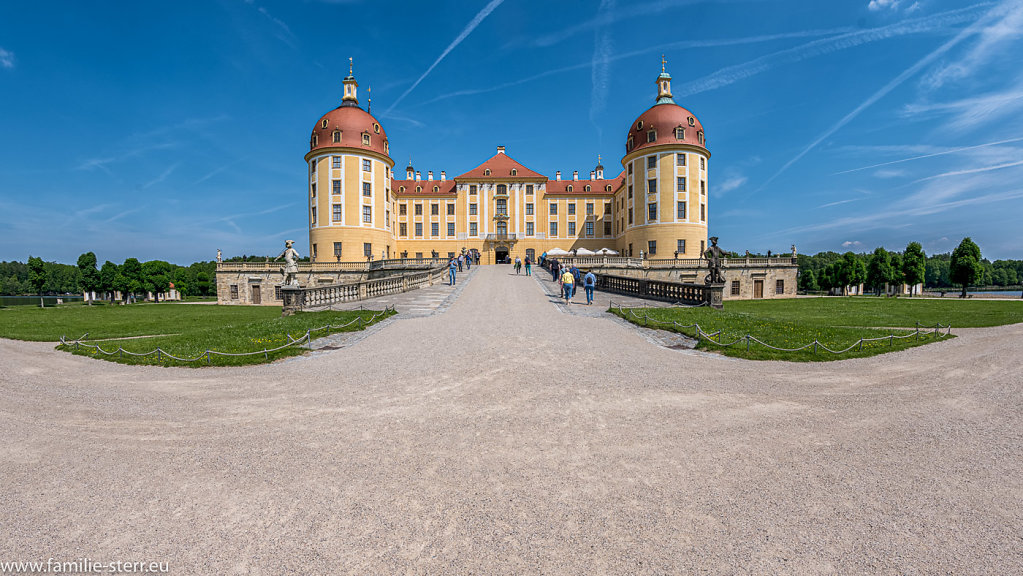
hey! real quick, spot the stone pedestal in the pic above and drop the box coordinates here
[707,283,725,309]
[280,285,304,316]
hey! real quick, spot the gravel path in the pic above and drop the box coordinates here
[1,265,1021,574]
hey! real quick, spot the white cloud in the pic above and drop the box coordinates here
[0,47,14,69]
[717,175,748,194]
[589,0,616,130]
[874,169,907,178]
[842,240,863,247]
[868,0,901,11]
[921,0,1023,91]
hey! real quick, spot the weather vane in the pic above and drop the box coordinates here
[367,85,371,112]
[661,54,666,72]
[349,57,353,75]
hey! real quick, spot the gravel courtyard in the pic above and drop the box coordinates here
[2,266,1021,574]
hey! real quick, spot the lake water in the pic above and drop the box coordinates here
[969,290,1023,297]
[0,295,85,307]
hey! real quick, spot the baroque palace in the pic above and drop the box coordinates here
[216,61,798,305]
[307,62,707,264]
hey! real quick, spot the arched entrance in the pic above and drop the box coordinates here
[494,245,509,264]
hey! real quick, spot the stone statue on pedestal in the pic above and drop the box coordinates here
[274,240,301,287]
[216,249,222,263]
[704,236,726,284]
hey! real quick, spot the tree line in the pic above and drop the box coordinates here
[797,238,1022,297]
[1,254,217,304]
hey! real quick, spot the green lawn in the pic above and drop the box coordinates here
[611,297,1023,361]
[0,302,394,367]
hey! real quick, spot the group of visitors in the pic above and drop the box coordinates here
[513,257,533,276]
[448,250,481,285]
[548,259,596,305]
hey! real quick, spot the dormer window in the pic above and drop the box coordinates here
[637,121,643,130]
[399,186,406,192]
[698,131,704,145]
[566,185,573,192]
[321,119,328,129]
[674,127,684,140]
[416,186,422,193]
[584,185,591,192]
[688,116,696,127]
[627,137,634,151]
[362,133,371,146]
[605,185,612,192]
[332,130,341,143]
[373,123,380,134]
[484,169,491,176]
[311,134,318,147]
[433,186,439,192]
[511,168,517,176]
[384,140,389,153]
[647,129,656,143]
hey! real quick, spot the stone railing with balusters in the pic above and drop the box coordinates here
[282,264,450,312]
[218,258,446,273]
[595,273,723,308]
[553,256,796,269]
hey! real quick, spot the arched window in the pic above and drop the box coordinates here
[674,127,684,140]
[647,130,656,143]
[416,186,422,193]
[511,168,518,176]
[399,186,405,192]
[698,131,704,144]
[688,116,696,127]
[373,123,380,134]
[584,185,591,192]
[484,169,492,176]
[605,185,612,192]
[332,130,341,143]
[321,119,328,129]
[567,185,573,192]
[636,121,643,130]
[433,186,439,192]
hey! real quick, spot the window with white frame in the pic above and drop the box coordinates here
[362,206,371,223]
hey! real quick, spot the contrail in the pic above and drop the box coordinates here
[748,2,1005,197]
[833,136,1023,174]
[386,0,505,114]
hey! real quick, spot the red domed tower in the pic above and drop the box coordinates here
[617,58,710,259]
[304,59,396,262]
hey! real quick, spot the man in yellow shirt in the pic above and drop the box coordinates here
[560,268,575,305]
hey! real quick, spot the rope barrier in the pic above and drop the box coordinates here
[611,303,951,356]
[58,306,395,365]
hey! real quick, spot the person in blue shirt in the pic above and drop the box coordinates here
[448,257,457,286]
[583,270,597,305]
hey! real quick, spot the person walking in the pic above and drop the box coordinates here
[524,256,532,276]
[514,257,522,274]
[448,257,457,286]
[560,266,575,305]
[457,253,464,272]
[583,270,596,305]
[570,265,581,298]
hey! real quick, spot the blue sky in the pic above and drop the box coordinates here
[1,0,1022,264]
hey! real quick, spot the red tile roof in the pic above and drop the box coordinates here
[627,103,708,155]
[544,172,624,195]
[454,152,546,180]
[393,179,456,196]
[310,104,390,157]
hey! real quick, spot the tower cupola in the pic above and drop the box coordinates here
[342,57,359,106]
[656,55,674,105]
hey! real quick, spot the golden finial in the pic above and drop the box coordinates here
[661,54,666,72]
[349,57,353,75]
[367,85,371,112]
[597,154,602,164]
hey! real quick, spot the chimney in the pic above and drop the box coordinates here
[590,171,596,180]
[428,170,434,180]
[497,146,506,154]
[440,171,446,181]
[573,170,579,180]
[415,171,421,181]
[556,171,561,181]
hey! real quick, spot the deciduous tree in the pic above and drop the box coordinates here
[902,242,926,296]
[950,237,983,298]
[28,256,46,307]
